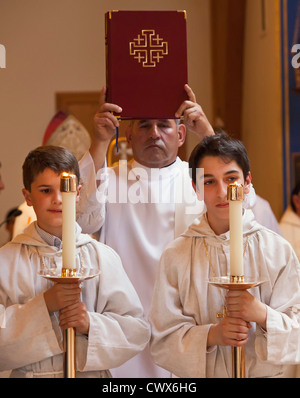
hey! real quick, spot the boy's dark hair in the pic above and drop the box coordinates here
[189,131,250,184]
[22,145,80,191]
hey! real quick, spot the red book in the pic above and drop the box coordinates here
[105,10,188,119]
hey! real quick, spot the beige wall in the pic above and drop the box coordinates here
[242,0,283,219]
[0,0,212,245]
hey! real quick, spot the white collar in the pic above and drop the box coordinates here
[130,157,182,181]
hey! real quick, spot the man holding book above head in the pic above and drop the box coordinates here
[77,83,214,378]
[77,8,217,378]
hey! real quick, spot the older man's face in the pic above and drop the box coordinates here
[126,119,186,168]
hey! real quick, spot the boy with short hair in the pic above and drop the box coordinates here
[149,132,300,378]
[0,145,150,378]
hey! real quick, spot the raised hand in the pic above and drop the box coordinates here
[175,84,214,140]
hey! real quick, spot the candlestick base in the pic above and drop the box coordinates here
[39,268,101,284]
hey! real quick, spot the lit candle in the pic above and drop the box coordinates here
[60,173,77,275]
[228,182,244,278]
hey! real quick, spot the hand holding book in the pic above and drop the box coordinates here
[93,86,122,142]
[175,84,214,139]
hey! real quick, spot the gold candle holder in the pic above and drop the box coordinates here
[229,276,246,379]
[209,277,264,378]
[63,328,76,378]
[39,269,101,378]
[226,182,245,377]
[60,172,77,378]
[232,345,245,378]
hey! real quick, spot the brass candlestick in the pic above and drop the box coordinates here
[39,269,101,377]
[208,183,262,378]
[209,276,263,378]
[228,182,245,378]
[63,326,76,378]
[60,173,78,378]
[231,275,245,378]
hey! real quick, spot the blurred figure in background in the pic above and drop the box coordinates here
[280,182,300,260]
[252,194,282,235]
[3,207,21,241]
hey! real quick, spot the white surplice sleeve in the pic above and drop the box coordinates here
[77,151,107,234]
[149,244,212,378]
[255,245,300,364]
[77,243,150,372]
[0,292,62,371]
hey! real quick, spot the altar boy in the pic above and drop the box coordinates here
[149,132,300,378]
[0,145,150,378]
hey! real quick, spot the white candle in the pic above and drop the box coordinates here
[229,200,243,276]
[228,183,244,277]
[61,173,77,270]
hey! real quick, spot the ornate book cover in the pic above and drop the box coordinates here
[105,10,188,119]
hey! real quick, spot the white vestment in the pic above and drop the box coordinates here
[0,222,150,378]
[77,152,203,378]
[252,195,282,235]
[149,210,300,378]
[280,206,300,261]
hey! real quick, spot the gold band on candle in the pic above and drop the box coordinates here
[227,182,244,201]
[62,268,77,278]
[60,173,77,193]
[230,275,245,283]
